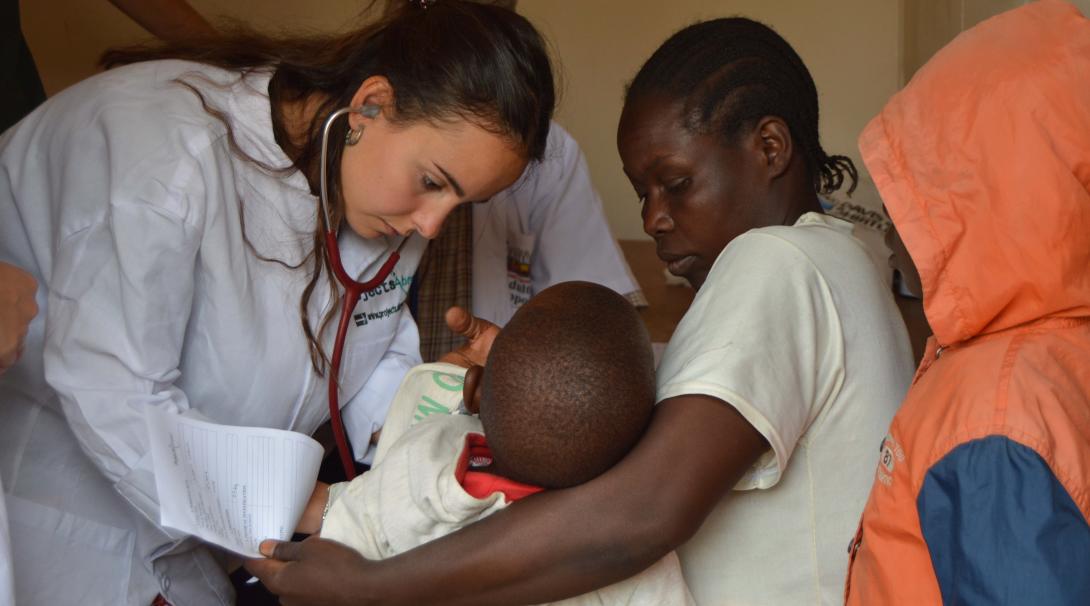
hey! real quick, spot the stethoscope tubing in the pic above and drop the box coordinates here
[325,234,408,480]
[319,106,409,480]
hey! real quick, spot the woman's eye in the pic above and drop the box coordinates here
[664,177,691,194]
[422,175,443,191]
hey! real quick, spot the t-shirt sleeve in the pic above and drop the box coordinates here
[656,232,845,489]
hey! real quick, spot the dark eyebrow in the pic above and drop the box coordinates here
[646,153,676,172]
[433,163,465,198]
[624,153,676,183]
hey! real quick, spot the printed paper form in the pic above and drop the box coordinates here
[145,408,323,558]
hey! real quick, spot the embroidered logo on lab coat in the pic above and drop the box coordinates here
[506,232,535,310]
[353,271,413,327]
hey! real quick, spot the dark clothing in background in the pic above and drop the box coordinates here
[2,0,47,133]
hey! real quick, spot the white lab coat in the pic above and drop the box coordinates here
[0,61,425,605]
[0,477,12,606]
[471,123,640,326]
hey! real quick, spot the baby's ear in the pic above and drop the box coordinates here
[462,364,484,415]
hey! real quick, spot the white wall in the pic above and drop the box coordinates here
[518,0,902,238]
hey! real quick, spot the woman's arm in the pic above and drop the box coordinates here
[41,112,221,530]
[0,262,38,373]
[250,393,769,605]
[45,190,203,527]
[296,482,331,536]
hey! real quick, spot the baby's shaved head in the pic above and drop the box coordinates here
[480,281,655,489]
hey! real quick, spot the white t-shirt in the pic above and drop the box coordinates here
[657,213,913,605]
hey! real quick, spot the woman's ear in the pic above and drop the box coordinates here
[754,116,793,181]
[462,364,484,415]
[347,75,395,130]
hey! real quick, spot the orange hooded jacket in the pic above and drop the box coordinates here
[845,1,1090,603]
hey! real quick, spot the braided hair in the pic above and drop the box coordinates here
[626,17,857,196]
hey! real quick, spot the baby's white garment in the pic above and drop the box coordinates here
[324,366,694,605]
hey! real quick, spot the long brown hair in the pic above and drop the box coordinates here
[101,0,555,374]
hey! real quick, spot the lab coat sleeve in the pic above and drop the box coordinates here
[524,125,640,297]
[42,138,213,535]
[340,304,422,463]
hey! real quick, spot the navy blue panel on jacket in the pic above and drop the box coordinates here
[918,435,1090,605]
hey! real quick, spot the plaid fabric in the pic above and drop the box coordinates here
[414,203,473,362]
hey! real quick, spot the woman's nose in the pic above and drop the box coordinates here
[642,194,673,237]
[412,202,458,239]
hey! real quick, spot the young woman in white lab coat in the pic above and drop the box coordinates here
[469,123,643,327]
[0,1,554,604]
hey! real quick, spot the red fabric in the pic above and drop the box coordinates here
[454,433,543,502]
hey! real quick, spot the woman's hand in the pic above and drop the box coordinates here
[0,262,38,374]
[296,482,331,535]
[246,537,374,606]
[437,307,499,368]
[252,397,769,606]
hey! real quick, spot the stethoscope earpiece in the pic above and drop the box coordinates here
[359,105,381,119]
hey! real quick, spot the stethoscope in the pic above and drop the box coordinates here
[319,106,409,480]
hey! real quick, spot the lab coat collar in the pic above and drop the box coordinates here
[220,69,310,194]
[217,69,405,276]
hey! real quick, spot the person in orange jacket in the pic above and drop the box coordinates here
[845,1,1090,603]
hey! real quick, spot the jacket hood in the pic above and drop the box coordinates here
[860,0,1090,346]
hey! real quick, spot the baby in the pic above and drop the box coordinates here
[298,281,693,604]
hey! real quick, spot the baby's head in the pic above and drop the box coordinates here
[464,281,655,489]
